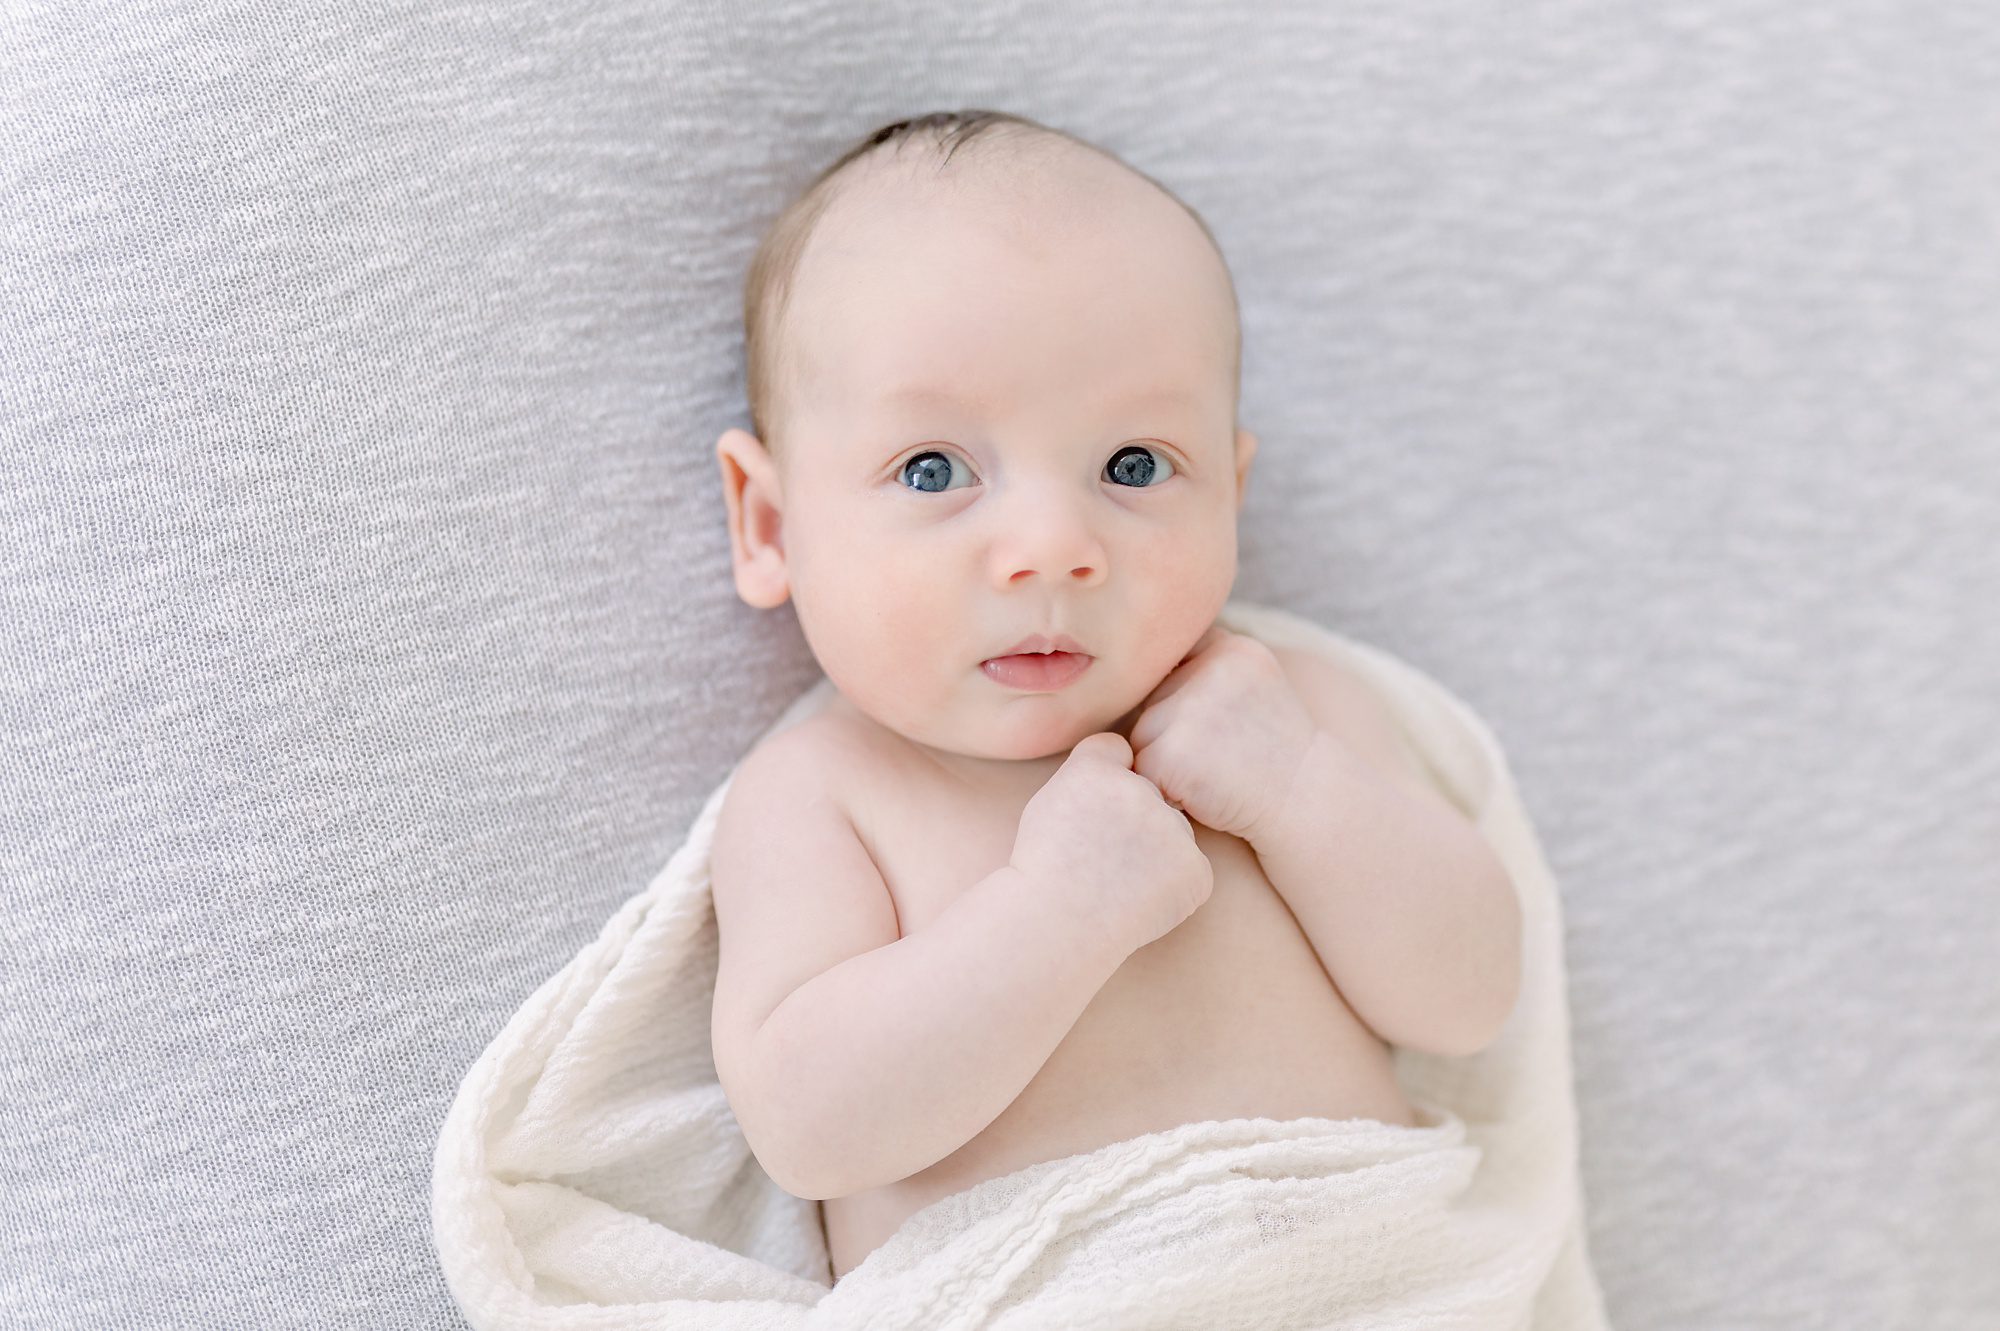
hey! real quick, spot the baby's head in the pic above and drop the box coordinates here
[718,109,1259,772]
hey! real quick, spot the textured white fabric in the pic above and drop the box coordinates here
[429,599,1610,1329]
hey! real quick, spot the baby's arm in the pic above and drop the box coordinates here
[710,730,1126,1202]
[1254,647,1522,1057]
[747,862,1118,1200]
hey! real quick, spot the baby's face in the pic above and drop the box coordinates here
[723,150,1257,778]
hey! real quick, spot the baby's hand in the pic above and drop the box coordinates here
[1010,732,1214,957]
[1126,626,1317,842]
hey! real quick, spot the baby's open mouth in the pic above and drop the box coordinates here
[980,650,1093,692]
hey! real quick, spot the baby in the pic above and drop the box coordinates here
[707,110,1523,1282]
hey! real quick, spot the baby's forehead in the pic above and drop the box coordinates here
[782,148,1236,406]
[827,143,1176,253]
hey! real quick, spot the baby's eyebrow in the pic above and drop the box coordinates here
[877,384,992,412]
[876,383,1207,413]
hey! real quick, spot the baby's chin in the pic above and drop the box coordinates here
[836,678,1148,765]
[967,698,1146,763]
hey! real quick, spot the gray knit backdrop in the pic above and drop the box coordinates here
[3,2,1995,1327]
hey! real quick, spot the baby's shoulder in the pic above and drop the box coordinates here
[728,698,894,811]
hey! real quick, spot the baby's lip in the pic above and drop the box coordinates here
[987,633,1090,659]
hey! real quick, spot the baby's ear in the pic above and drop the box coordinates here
[1233,428,1259,510]
[716,428,790,609]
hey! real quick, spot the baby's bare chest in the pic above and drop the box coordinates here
[853,771,1379,1056]
[821,752,1414,1272]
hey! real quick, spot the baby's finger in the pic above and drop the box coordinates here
[1127,697,1177,753]
[1072,730,1134,768]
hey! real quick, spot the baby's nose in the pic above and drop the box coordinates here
[994,500,1108,586]
[1005,559,1098,586]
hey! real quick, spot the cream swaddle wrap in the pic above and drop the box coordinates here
[430,599,1611,1329]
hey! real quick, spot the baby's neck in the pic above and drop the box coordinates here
[829,692,1144,799]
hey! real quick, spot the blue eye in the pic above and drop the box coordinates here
[897,449,972,494]
[896,444,1177,493]
[1106,444,1175,488]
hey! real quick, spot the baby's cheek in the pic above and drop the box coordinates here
[1142,521,1234,603]
[1122,527,1235,672]
[836,546,962,676]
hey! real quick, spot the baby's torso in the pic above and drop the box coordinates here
[807,701,1418,1282]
